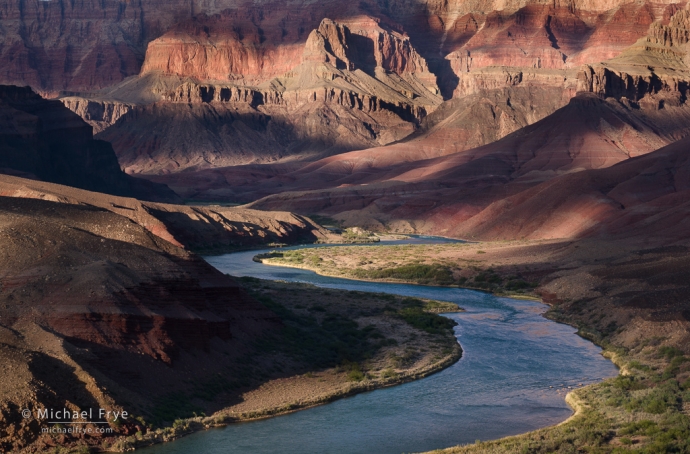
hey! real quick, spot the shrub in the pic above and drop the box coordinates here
[619,420,658,436]
[344,362,365,381]
[397,307,457,335]
[659,346,684,360]
[680,379,690,390]
[613,375,645,391]
[381,368,398,379]
[663,355,688,379]
[347,369,365,381]
[628,360,651,372]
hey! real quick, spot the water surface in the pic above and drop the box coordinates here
[142,239,617,454]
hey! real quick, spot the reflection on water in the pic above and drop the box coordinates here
[141,240,617,454]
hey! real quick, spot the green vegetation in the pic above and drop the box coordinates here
[142,279,460,430]
[252,292,381,368]
[421,299,464,313]
[353,264,455,285]
[240,280,460,372]
[255,245,538,295]
[341,228,380,243]
[398,307,457,335]
[343,362,366,382]
[434,345,690,454]
[150,394,204,427]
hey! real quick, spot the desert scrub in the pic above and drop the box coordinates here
[240,279,461,374]
[151,394,204,427]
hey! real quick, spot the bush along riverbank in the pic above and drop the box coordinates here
[107,279,462,452]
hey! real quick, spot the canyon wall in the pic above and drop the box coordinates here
[0,85,178,202]
[95,17,443,174]
[2,0,683,94]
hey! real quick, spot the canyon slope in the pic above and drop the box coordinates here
[233,5,690,240]
[0,195,277,452]
[245,91,690,236]
[3,1,690,452]
[5,0,690,243]
[0,173,330,452]
[0,174,327,252]
[95,16,443,173]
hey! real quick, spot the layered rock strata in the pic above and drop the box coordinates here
[96,17,442,174]
[0,174,328,252]
[59,98,134,134]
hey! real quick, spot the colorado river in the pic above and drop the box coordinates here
[142,238,617,454]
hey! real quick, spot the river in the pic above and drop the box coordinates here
[141,238,617,454]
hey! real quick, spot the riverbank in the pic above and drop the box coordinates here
[253,242,539,296]
[107,279,462,452]
[255,238,690,452]
[431,340,690,453]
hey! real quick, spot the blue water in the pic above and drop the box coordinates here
[141,239,617,454]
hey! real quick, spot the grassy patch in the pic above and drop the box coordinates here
[255,245,538,296]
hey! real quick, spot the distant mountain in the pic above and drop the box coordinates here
[245,93,690,239]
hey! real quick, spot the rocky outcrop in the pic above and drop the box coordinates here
[97,98,418,174]
[0,0,684,95]
[0,0,170,93]
[646,8,690,48]
[59,97,134,133]
[304,18,436,84]
[162,81,428,120]
[140,11,438,86]
[439,2,684,97]
[0,85,179,202]
[576,65,688,108]
[452,66,580,98]
[147,16,441,107]
[576,5,690,108]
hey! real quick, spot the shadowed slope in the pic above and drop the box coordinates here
[457,134,690,241]
[244,93,690,238]
[0,85,179,203]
